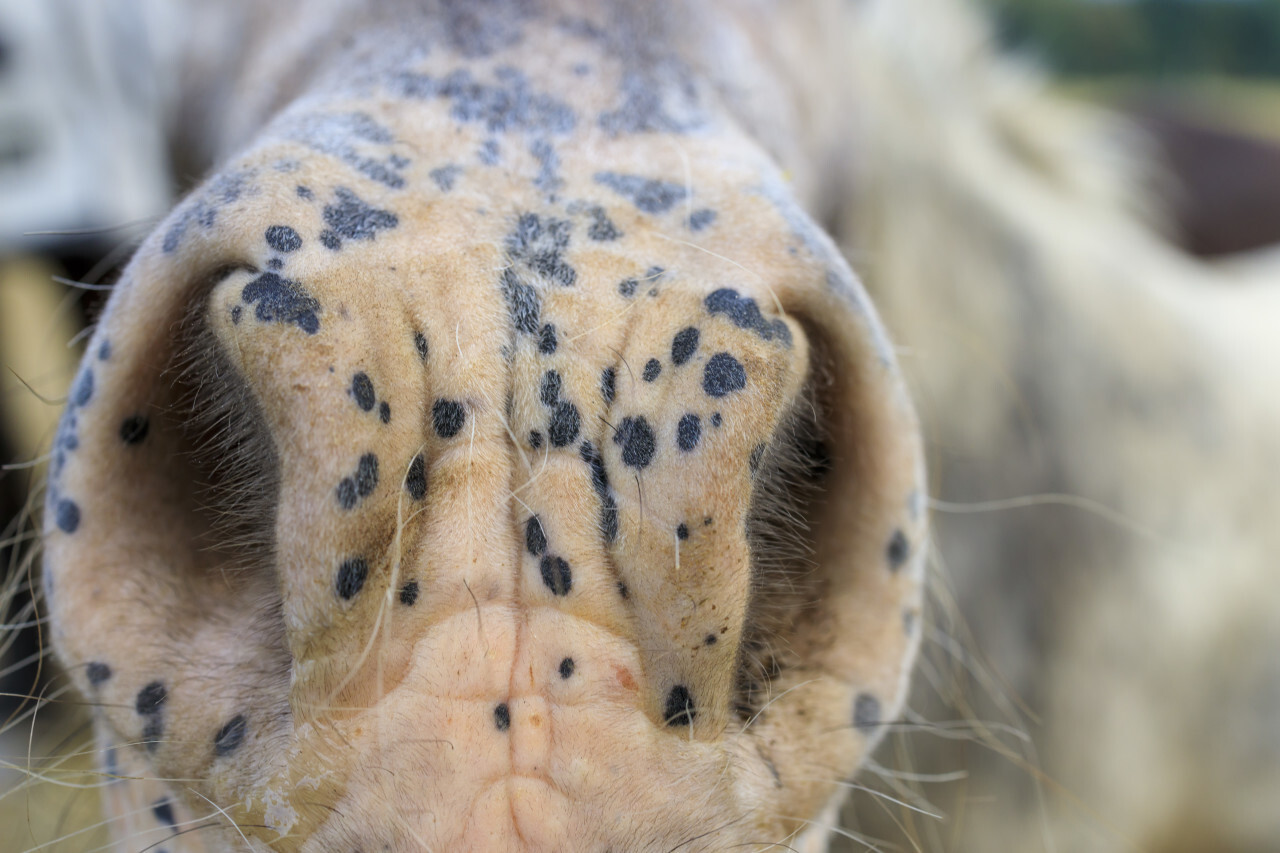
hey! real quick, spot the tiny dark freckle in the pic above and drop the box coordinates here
[676,414,701,452]
[351,372,376,411]
[336,478,357,509]
[213,714,248,757]
[142,716,164,751]
[687,208,717,231]
[414,331,429,361]
[264,224,302,253]
[399,580,420,606]
[71,369,94,407]
[493,703,511,732]
[887,529,910,571]
[617,581,629,599]
[336,557,369,600]
[540,370,562,406]
[711,412,722,428]
[664,685,696,727]
[266,258,283,270]
[703,352,747,398]
[97,339,111,360]
[642,358,661,382]
[704,634,717,646]
[119,415,149,445]
[676,523,689,541]
[703,517,712,526]
[86,662,112,687]
[613,415,656,469]
[538,323,558,354]
[152,798,176,828]
[135,681,167,716]
[231,305,242,324]
[525,515,548,556]
[549,401,581,447]
[432,399,466,438]
[854,693,882,730]
[617,278,638,298]
[296,185,314,200]
[55,499,80,533]
[559,657,575,679]
[600,367,616,403]
[356,453,379,497]
[671,327,699,366]
[540,554,573,596]
[378,401,391,423]
[405,453,427,501]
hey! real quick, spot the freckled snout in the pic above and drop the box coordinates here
[43,120,924,851]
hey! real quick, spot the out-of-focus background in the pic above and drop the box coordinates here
[0,0,1277,850]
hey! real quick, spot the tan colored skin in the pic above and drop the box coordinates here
[43,3,925,850]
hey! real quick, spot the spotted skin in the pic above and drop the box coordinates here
[41,3,924,851]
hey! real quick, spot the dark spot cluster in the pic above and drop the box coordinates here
[702,352,747,398]
[395,67,576,136]
[585,205,621,241]
[705,289,791,346]
[613,416,656,469]
[336,453,379,509]
[285,111,408,189]
[414,331,430,362]
[506,212,577,287]
[336,557,368,599]
[530,138,562,192]
[432,399,467,438]
[536,369,580,448]
[594,172,687,215]
[399,580,420,606]
[664,684,696,727]
[162,169,250,253]
[579,441,618,542]
[525,515,573,597]
[559,657,575,679]
[676,523,689,541]
[349,372,392,423]
[320,186,399,250]
[240,272,321,335]
[135,681,167,751]
[429,164,463,191]
[598,63,706,136]
[494,702,511,732]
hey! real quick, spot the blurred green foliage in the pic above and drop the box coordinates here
[982,0,1280,77]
